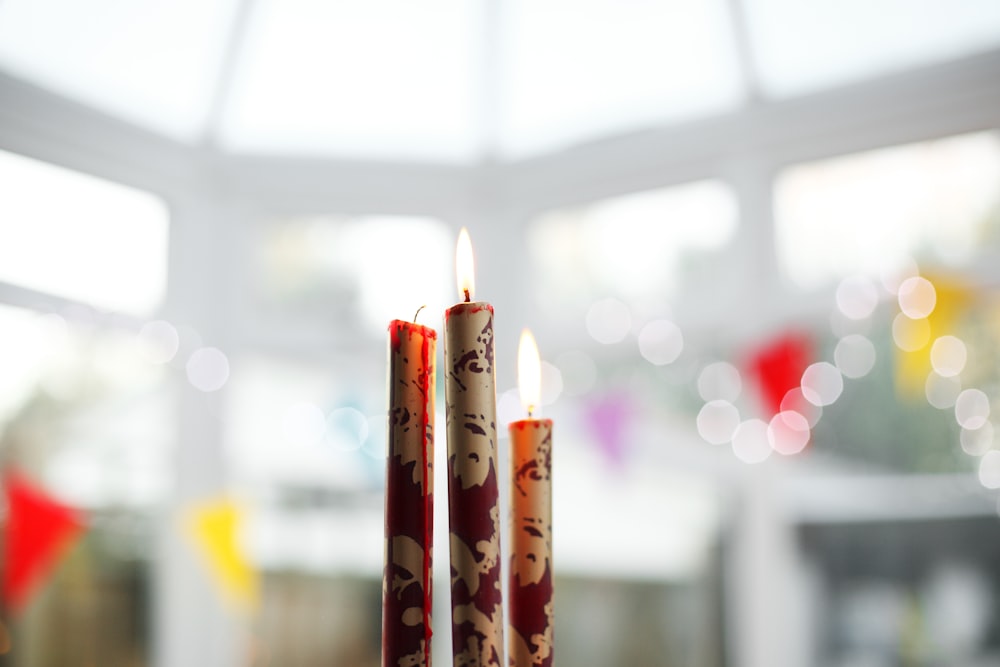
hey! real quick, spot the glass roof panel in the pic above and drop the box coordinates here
[0,0,238,141]
[744,0,1000,96]
[220,0,483,162]
[498,0,744,158]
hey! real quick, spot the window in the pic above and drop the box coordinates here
[744,0,1000,96]
[775,131,1000,290]
[256,215,453,334]
[0,149,169,315]
[529,180,738,319]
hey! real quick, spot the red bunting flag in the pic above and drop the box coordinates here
[746,332,813,417]
[2,473,85,613]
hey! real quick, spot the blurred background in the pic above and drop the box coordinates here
[1,1,1000,666]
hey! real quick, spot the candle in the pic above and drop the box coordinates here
[508,330,554,667]
[444,228,505,667]
[384,315,436,667]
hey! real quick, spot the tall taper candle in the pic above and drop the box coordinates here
[384,318,436,667]
[508,330,554,667]
[445,228,504,667]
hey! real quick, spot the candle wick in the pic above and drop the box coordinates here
[527,405,534,419]
[413,304,427,323]
[463,288,471,303]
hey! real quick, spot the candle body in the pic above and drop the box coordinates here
[444,302,504,667]
[384,320,436,667]
[508,419,554,667]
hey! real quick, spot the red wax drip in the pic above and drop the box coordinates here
[389,319,437,352]
[419,331,433,653]
[445,303,495,323]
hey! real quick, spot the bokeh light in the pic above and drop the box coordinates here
[781,387,823,427]
[930,335,967,377]
[767,411,810,455]
[137,320,179,364]
[897,276,937,319]
[731,419,772,464]
[892,313,930,351]
[540,361,564,406]
[362,414,386,459]
[697,362,742,402]
[555,350,597,396]
[834,334,876,379]
[977,450,1000,489]
[924,372,961,409]
[955,389,990,430]
[800,362,843,407]
[696,400,740,445]
[327,407,368,451]
[185,347,230,392]
[585,297,631,344]
[637,319,683,365]
[960,422,994,456]
[836,275,879,320]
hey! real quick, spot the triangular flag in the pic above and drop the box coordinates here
[895,276,973,399]
[584,392,632,466]
[2,472,85,613]
[746,332,814,418]
[182,498,258,611]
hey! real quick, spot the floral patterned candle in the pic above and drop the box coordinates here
[508,329,553,667]
[444,228,505,667]
[384,316,436,667]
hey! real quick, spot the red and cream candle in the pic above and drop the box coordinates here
[383,317,436,667]
[444,228,505,667]
[508,330,554,667]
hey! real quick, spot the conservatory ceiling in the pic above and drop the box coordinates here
[1,0,1000,164]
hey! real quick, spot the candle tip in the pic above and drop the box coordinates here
[414,304,427,323]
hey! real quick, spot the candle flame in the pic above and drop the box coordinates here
[518,329,541,416]
[456,227,475,302]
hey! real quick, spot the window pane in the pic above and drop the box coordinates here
[221,0,482,162]
[0,0,238,141]
[0,303,172,507]
[0,150,169,315]
[744,0,1000,96]
[500,0,743,158]
[529,181,738,317]
[255,215,453,334]
[775,132,1000,289]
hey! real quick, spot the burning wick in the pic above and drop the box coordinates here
[456,227,475,304]
[518,329,541,419]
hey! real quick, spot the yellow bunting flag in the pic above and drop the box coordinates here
[183,498,259,612]
[895,276,973,398]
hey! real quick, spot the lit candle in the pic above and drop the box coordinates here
[383,314,436,667]
[508,329,553,667]
[444,228,505,667]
